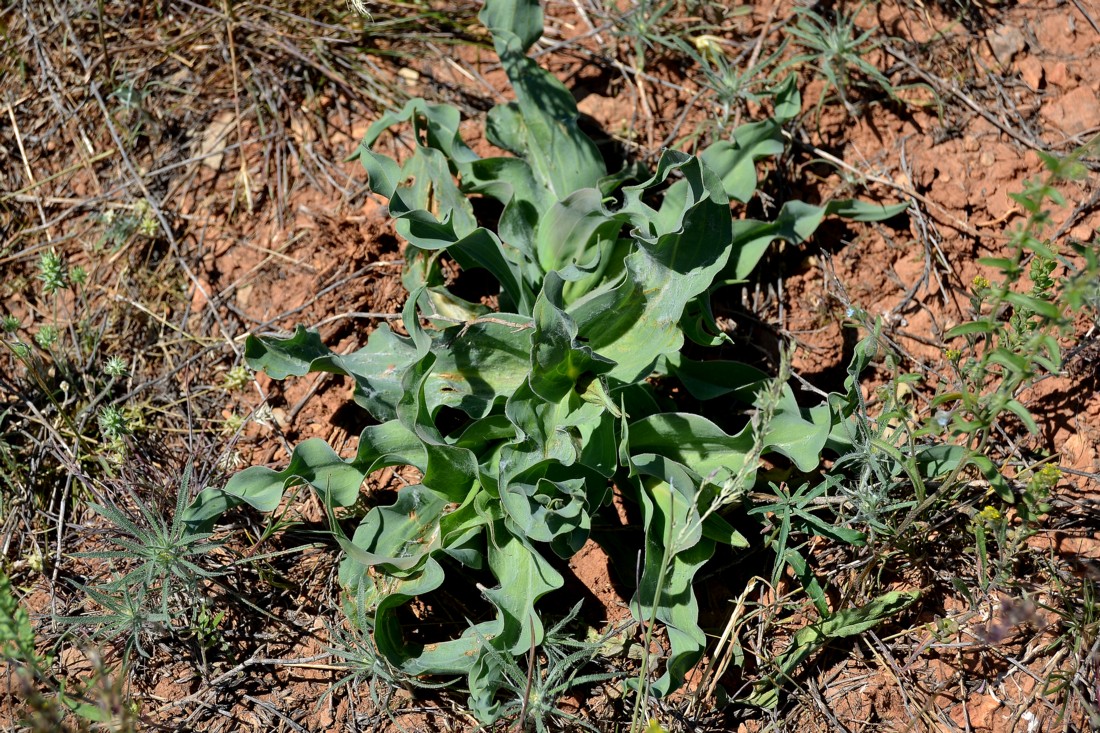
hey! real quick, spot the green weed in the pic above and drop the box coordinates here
[611,0,682,72]
[57,463,226,664]
[782,2,935,120]
[181,0,904,722]
[469,602,622,730]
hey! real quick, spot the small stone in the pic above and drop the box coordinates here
[1041,85,1100,136]
[190,279,213,312]
[1045,61,1074,89]
[1034,13,1075,50]
[1070,222,1097,241]
[1016,55,1044,89]
[987,24,1027,66]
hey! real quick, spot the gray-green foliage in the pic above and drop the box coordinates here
[183,0,903,718]
[781,2,936,120]
[60,463,224,662]
[783,2,891,116]
[463,600,622,731]
[1,570,42,669]
[2,571,118,725]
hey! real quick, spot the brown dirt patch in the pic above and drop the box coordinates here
[3,0,1100,730]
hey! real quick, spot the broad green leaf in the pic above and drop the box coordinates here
[570,151,734,383]
[445,228,535,319]
[1004,290,1062,320]
[945,320,996,338]
[529,273,616,401]
[389,148,479,248]
[395,330,480,505]
[182,421,425,530]
[678,295,732,347]
[763,388,833,472]
[1004,398,1039,434]
[479,0,605,201]
[361,98,477,166]
[751,589,920,707]
[699,119,786,203]
[727,199,908,281]
[629,413,754,481]
[438,487,491,569]
[633,374,829,474]
[243,326,330,379]
[498,468,590,552]
[243,324,416,421]
[988,347,1030,376]
[340,484,447,575]
[358,148,403,200]
[915,444,967,479]
[477,0,543,55]
[771,75,801,123]
[535,189,628,297]
[481,522,564,655]
[824,199,910,222]
[967,454,1014,503]
[367,559,494,676]
[726,200,826,281]
[628,455,714,696]
[662,354,768,402]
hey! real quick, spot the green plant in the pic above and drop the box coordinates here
[901,148,1097,518]
[771,144,1100,718]
[2,246,142,465]
[58,582,170,662]
[1039,565,1100,727]
[935,159,1088,443]
[747,587,919,708]
[103,356,128,379]
[815,146,1097,563]
[96,202,161,251]
[97,405,129,443]
[35,323,60,350]
[732,340,923,709]
[222,364,251,391]
[59,463,224,662]
[1,569,45,670]
[611,0,682,71]
[469,601,622,729]
[2,570,122,726]
[183,0,903,717]
[38,249,67,295]
[670,34,787,137]
[782,2,930,119]
[323,581,451,716]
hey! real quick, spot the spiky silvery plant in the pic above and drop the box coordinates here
[60,463,225,658]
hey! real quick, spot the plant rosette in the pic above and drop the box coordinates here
[183,0,905,717]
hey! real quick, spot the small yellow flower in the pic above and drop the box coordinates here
[138,215,159,237]
[971,275,990,291]
[977,505,1001,523]
[1029,463,1061,493]
[693,34,725,61]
